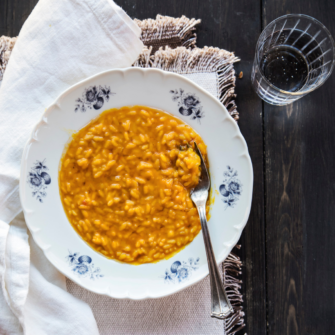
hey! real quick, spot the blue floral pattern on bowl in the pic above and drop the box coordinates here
[219,166,243,209]
[66,251,103,280]
[163,258,200,283]
[170,89,204,122]
[27,160,51,203]
[75,85,114,112]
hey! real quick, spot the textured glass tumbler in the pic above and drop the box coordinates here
[251,14,335,105]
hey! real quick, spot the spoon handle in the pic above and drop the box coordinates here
[197,204,233,319]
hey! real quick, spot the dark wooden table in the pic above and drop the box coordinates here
[1,0,334,334]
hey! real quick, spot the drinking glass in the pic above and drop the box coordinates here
[251,14,335,105]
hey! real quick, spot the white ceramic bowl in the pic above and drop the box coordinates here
[20,68,253,299]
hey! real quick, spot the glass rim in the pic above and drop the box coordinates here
[255,13,335,96]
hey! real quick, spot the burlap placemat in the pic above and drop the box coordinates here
[0,15,245,335]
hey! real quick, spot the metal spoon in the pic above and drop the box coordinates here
[190,142,233,319]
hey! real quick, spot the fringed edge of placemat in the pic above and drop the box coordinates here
[135,15,201,53]
[224,246,245,335]
[133,45,240,121]
[0,36,17,82]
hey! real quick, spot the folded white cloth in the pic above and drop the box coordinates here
[0,0,143,333]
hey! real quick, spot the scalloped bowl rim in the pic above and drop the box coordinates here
[20,67,253,299]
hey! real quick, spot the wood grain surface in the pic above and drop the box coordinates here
[263,2,335,335]
[1,0,335,334]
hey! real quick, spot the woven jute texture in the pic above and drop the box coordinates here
[0,14,245,335]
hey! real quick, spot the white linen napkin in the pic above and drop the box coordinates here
[0,0,143,333]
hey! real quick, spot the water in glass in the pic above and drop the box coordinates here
[252,15,334,105]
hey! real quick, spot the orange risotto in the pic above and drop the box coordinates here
[59,106,209,264]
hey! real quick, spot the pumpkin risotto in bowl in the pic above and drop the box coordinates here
[20,68,253,299]
[59,106,209,264]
